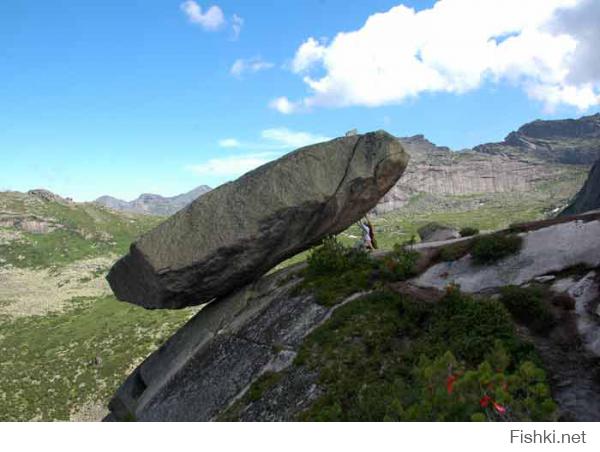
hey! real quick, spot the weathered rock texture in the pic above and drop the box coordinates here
[107,131,408,309]
[561,158,600,216]
[376,113,599,213]
[104,214,600,422]
[412,214,600,293]
[417,222,459,243]
[105,267,343,421]
[474,113,600,165]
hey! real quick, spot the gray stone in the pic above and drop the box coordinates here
[417,222,460,243]
[105,266,337,421]
[412,217,600,293]
[107,131,408,309]
[561,158,600,216]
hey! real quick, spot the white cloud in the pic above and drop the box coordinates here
[230,57,274,78]
[269,96,301,114]
[275,0,600,112]
[291,37,328,73]
[185,152,278,177]
[218,138,241,148]
[261,128,331,148]
[180,1,225,31]
[192,128,330,179]
[231,14,244,40]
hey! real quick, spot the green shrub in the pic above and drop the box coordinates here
[378,243,419,281]
[471,233,523,265]
[427,285,519,364]
[460,227,479,237]
[499,286,555,334]
[306,236,370,277]
[402,346,556,421]
[300,236,374,306]
[438,241,471,262]
[296,289,555,422]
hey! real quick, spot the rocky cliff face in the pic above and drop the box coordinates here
[93,114,599,217]
[375,135,578,214]
[561,158,600,216]
[376,114,599,214]
[95,185,212,216]
[474,113,600,164]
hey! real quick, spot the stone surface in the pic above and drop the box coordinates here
[417,222,460,243]
[105,266,347,421]
[552,271,600,357]
[374,135,585,214]
[561,158,600,216]
[107,131,408,309]
[412,217,600,293]
[475,113,600,165]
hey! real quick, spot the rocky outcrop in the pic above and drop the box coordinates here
[105,266,333,421]
[417,222,459,243]
[412,213,600,293]
[561,158,600,216]
[107,131,409,309]
[374,134,583,214]
[95,185,212,216]
[475,113,600,165]
[105,212,600,422]
[0,215,62,234]
[27,189,72,204]
[92,114,598,217]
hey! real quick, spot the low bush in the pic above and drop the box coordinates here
[300,236,373,306]
[460,227,479,237]
[438,241,471,262]
[296,287,556,421]
[378,243,419,281]
[306,236,371,277]
[499,285,555,334]
[471,233,523,265]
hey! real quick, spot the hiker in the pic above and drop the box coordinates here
[357,216,376,251]
[365,215,378,249]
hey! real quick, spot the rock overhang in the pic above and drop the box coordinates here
[107,130,409,309]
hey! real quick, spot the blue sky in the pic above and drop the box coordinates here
[1,0,599,201]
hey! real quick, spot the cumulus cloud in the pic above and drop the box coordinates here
[186,152,278,177]
[273,0,600,112]
[230,57,274,78]
[196,128,330,179]
[269,96,301,114]
[218,138,241,148]
[261,128,331,148]
[180,1,225,30]
[181,1,244,38]
[231,14,244,40]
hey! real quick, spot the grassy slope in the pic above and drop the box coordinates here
[0,192,163,269]
[0,296,194,421]
[0,193,189,420]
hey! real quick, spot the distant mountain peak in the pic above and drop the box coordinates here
[473,112,600,165]
[95,185,211,216]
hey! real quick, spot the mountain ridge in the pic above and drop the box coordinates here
[94,185,211,216]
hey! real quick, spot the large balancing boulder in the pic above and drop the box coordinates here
[107,131,409,309]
